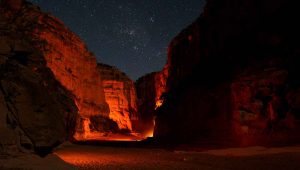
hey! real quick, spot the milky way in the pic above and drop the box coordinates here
[29,0,205,80]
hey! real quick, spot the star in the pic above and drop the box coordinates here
[29,0,205,80]
[133,46,139,50]
[129,30,135,36]
[150,17,155,23]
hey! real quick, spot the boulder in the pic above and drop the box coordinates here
[0,23,77,156]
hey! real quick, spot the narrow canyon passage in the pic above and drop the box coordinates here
[2,0,300,169]
[54,144,300,170]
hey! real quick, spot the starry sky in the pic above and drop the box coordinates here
[29,0,205,80]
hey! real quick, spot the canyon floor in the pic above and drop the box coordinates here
[2,143,300,170]
[56,143,300,170]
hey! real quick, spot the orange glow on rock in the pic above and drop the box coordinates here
[20,13,110,126]
[74,118,92,140]
[73,116,143,141]
[144,129,154,138]
[155,100,163,110]
[35,29,108,117]
[102,80,133,130]
[143,118,156,138]
[135,62,169,138]
[19,13,113,141]
[97,63,140,135]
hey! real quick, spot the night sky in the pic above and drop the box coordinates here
[29,0,205,80]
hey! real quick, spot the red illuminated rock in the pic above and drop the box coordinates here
[154,0,300,146]
[0,0,113,151]
[97,63,138,131]
[0,0,111,141]
[1,0,109,117]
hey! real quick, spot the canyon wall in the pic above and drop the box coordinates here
[0,0,111,140]
[0,5,77,156]
[97,63,138,131]
[154,0,300,146]
[135,66,168,136]
[136,72,157,135]
[73,64,141,141]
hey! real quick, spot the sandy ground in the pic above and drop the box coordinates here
[0,153,75,170]
[53,144,300,170]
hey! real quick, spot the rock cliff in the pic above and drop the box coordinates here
[135,65,168,137]
[0,4,77,156]
[136,72,158,136]
[97,63,138,131]
[0,0,110,140]
[154,0,300,146]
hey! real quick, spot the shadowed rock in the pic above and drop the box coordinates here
[153,0,300,146]
[0,15,77,156]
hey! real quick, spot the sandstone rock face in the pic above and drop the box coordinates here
[0,0,109,118]
[73,64,141,141]
[154,0,300,146]
[97,63,138,131]
[0,0,110,140]
[0,10,77,156]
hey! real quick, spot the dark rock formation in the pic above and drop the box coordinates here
[136,73,157,130]
[136,73,157,136]
[135,69,168,136]
[0,7,77,156]
[97,63,138,131]
[154,0,300,146]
